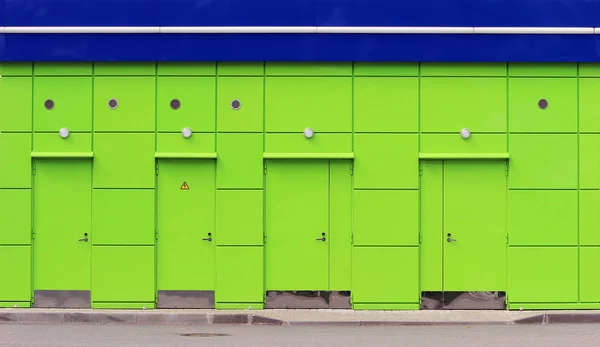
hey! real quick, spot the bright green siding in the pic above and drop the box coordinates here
[0,62,597,310]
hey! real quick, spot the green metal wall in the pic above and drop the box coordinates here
[0,62,598,310]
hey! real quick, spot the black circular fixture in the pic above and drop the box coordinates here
[231,99,241,110]
[170,99,181,110]
[108,98,119,109]
[44,99,55,110]
[538,98,548,110]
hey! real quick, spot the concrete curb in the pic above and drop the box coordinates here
[2,310,600,326]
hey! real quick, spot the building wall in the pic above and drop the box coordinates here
[0,62,598,310]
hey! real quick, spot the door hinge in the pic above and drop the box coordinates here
[155,228,159,240]
[505,162,509,176]
[419,163,423,176]
[419,232,422,243]
[505,233,509,244]
[31,228,35,240]
[263,234,267,243]
[263,162,267,175]
[155,163,159,175]
[350,233,354,244]
[32,163,36,176]
[350,163,354,176]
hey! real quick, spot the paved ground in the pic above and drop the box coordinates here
[1,323,600,347]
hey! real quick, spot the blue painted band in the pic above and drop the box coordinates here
[1,33,598,62]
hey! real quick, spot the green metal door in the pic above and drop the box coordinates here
[266,160,329,290]
[33,159,92,308]
[156,159,216,308]
[443,160,507,292]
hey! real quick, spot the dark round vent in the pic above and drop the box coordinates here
[108,99,119,109]
[170,99,181,110]
[538,99,548,110]
[44,99,55,110]
[231,99,241,110]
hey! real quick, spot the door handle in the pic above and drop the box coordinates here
[78,233,88,242]
[316,232,326,241]
[447,233,456,243]
[202,232,212,242]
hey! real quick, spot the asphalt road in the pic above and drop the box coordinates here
[1,323,599,347]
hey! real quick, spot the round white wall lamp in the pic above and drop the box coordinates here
[182,127,193,139]
[460,128,471,139]
[59,127,70,139]
[304,127,315,139]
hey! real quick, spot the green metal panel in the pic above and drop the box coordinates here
[215,246,264,303]
[33,63,92,76]
[353,63,418,76]
[354,134,418,189]
[157,159,216,291]
[354,77,418,133]
[508,78,577,132]
[217,62,264,76]
[265,77,352,132]
[579,134,600,189]
[420,63,507,77]
[266,160,329,290]
[0,77,32,132]
[94,63,156,76]
[157,77,216,132]
[508,63,577,77]
[329,160,352,290]
[0,63,32,76]
[580,190,600,246]
[0,246,31,302]
[91,246,155,303]
[420,77,507,133]
[0,133,31,188]
[509,134,577,189]
[420,161,443,291]
[354,190,418,246]
[156,133,215,153]
[217,77,263,132]
[33,133,92,153]
[579,79,600,132]
[93,77,156,132]
[92,189,155,245]
[508,247,578,303]
[216,190,263,246]
[443,161,507,291]
[157,63,216,76]
[216,133,263,189]
[352,247,419,303]
[420,134,507,154]
[579,64,600,77]
[265,63,352,76]
[93,133,155,188]
[580,247,600,302]
[0,189,31,245]
[33,159,91,291]
[265,134,352,153]
[508,190,577,246]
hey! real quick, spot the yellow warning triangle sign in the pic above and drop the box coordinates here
[180,181,190,190]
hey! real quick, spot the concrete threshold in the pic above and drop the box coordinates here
[1,309,600,326]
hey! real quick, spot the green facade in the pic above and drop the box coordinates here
[0,62,598,310]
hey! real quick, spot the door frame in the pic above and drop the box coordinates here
[154,154,217,309]
[262,154,354,309]
[31,153,94,308]
[419,153,509,310]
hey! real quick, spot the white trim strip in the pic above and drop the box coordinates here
[1,26,598,34]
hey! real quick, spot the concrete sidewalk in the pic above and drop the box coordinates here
[2,309,600,326]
